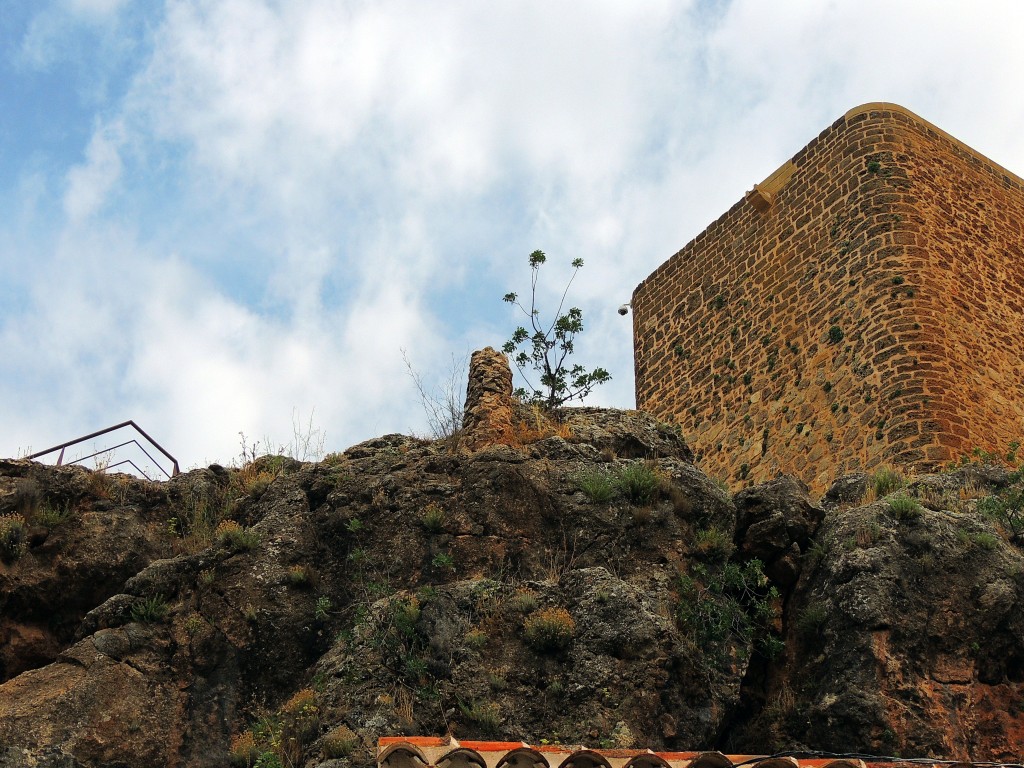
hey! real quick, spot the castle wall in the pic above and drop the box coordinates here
[632,103,1024,492]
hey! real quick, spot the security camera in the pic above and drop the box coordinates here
[618,303,631,316]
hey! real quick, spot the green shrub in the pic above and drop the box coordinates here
[887,493,922,521]
[132,595,169,624]
[523,607,576,652]
[421,502,446,532]
[431,552,455,571]
[0,514,27,562]
[977,467,1024,542]
[314,596,333,621]
[577,469,617,503]
[827,325,844,344]
[675,559,780,663]
[615,461,660,504]
[871,466,903,497]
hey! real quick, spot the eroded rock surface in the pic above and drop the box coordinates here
[2,381,1024,766]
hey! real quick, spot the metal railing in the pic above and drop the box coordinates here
[25,420,179,480]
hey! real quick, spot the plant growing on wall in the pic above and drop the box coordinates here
[502,250,611,408]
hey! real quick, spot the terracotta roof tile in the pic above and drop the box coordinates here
[377,739,1011,768]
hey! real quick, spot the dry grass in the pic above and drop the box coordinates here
[395,687,415,728]
[508,406,572,447]
[229,731,259,767]
[322,725,360,759]
[523,607,576,652]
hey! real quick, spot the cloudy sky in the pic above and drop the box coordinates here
[3,1,1024,473]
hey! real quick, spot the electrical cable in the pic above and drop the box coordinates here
[730,750,1023,768]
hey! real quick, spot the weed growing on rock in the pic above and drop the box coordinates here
[32,503,72,528]
[576,469,616,503]
[287,565,313,588]
[0,513,27,561]
[370,595,429,684]
[86,463,114,499]
[615,461,660,504]
[131,595,169,624]
[887,493,923,521]
[431,552,455,572]
[420,503,446,533]
[487,671,508,690]
[508,589,539,613]
[238,689,321,768]
[871,466,904,497]
[632,504,656,525]
[215,520,260,551]
[321,725,360,759]
[402,349,466,444]
[795,603,829,640]
[969,531,1000,550]
[465,628,488,650]
[507,405,573,447]
[693,527,735,559]
[183,613,205,637]
[458,699,502,734]
[279,689,320,762]
[523,606,576,652]
[229,732,260,767]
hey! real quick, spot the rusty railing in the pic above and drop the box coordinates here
[25,420,180,480]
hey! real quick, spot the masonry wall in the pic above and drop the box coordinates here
[633,103,1024,492]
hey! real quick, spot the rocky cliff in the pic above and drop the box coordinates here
[1,350,1023,767]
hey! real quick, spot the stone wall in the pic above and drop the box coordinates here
[632,103,1024,492]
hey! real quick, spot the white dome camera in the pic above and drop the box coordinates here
[618,303,631,316]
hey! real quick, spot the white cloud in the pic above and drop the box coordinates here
[63,121,124,221]
[7,0,1024,471]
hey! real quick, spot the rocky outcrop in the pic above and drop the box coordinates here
[734,476,824,586]
[2,370,1024,766]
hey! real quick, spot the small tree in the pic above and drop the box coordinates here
[502,250,611,408]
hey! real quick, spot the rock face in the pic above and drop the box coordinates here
[2,384,1024,766]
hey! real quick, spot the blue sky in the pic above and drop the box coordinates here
[3,0,1024,473]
